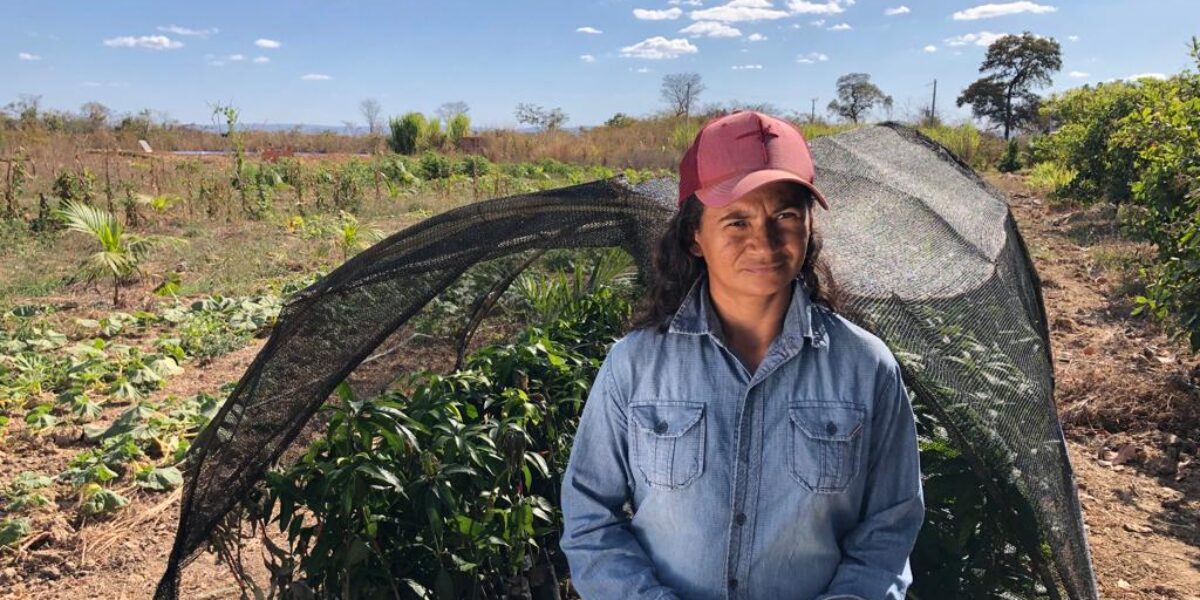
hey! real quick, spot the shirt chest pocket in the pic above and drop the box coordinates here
[788,401,865,494]
[629,401,706,490]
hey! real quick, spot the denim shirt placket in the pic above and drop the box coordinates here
[666,275,828,599]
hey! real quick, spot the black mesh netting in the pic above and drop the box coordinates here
[155,123,1098,599]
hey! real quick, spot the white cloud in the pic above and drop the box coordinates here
[1068,70,1088,78]
[952,2,1056,20]
[253,56,270,64]
[635,67,651,73]
[690,0,790,22]
[301,73,332,81]
[885,6,910,15]
[681,21,743,37]
[577,26,603,34]
[747,32,767,41]
[103,35,183,50]
[786,0,854,15]
[923,45,937,52]
[944,31,1006,47]
[255,38,282,49]
[669,0,704,4]
[18,52,41,60]
[796,51,829,63]
[732,64,764,69]
[1067,35,1079,42]
[634,7,683,20]
[228,54,245,62]
[810,19,826,26]
[580,54,596,62]
[620,36,699,59]
[1125,72,1167,81]
[157,25,217,37]
[828,23,852,30]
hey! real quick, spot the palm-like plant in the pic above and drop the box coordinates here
[334,210,383,262]
[56,201,183,306]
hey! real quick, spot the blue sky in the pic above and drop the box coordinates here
[4,1,1199,129]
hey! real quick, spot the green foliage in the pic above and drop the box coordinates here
[1035,38,1200,350]
[957,32,1062,139]
[447,113,471,147]
[997,139,1022,173]
[604,113,635,128]
[918,123,995,172]
[668,120,700,152]
[1026,161,1076,198]
[418,152,453,180]
[261,284,631,598]
[80,483,129,516]
[55,200,185,305]
[3,472,53,512]
[1036,81,1142,202]
[0,518,31,547]
[389,112,428,155]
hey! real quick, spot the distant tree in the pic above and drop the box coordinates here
[514,103,569,131]
[80,102,111,129]
[359,98,383,135]
[956,32,1062,140]
[661,73,706,119]
[436,101,470,122]
[604,113,635,128]
[4,94,42,128]
[827,73,892,124]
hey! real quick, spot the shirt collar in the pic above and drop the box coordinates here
[666,273,828,349]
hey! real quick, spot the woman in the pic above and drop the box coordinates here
[559,111,924,600]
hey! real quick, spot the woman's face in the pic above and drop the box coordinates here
[690,181,812,300]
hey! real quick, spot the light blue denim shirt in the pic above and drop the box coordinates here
[559,274,924,600]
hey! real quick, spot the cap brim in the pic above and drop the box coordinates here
[694,169,830,211]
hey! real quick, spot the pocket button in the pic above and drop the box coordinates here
[654,421,668,434]
[826,421,838,435]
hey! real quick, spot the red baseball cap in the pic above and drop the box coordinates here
[678,110,829,210]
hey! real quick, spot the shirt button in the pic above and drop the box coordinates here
[826,421,838,435]
[728,578,738,589]
[735,513,747,526]
[654,422,668,434]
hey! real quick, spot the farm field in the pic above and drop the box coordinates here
[0,138,1197,598]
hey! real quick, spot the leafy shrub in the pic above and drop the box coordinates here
[260,285,632,598]
[997,138,1022,173]
[389,113,427,155]
[419,152,454,180]
[455,154,494,177]
[447,113,471,147]
[1026,161,1076,198]
[1035,38,1200,349]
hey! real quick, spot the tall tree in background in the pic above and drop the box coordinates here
[359,98,383,136]
[661,73,705,119]
[827,73,892,124]
[957,32,1062,140]
[514,103,568,131]
[436,101,470,122]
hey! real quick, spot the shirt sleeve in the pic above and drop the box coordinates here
[816,361,925,600]
[559,353,682,600]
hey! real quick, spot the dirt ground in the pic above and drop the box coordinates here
[2,173,1199,599]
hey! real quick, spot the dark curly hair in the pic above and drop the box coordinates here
[630,187,844,332]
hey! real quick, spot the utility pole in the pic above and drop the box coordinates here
[928,79,938,124]
[810,97,818,123]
